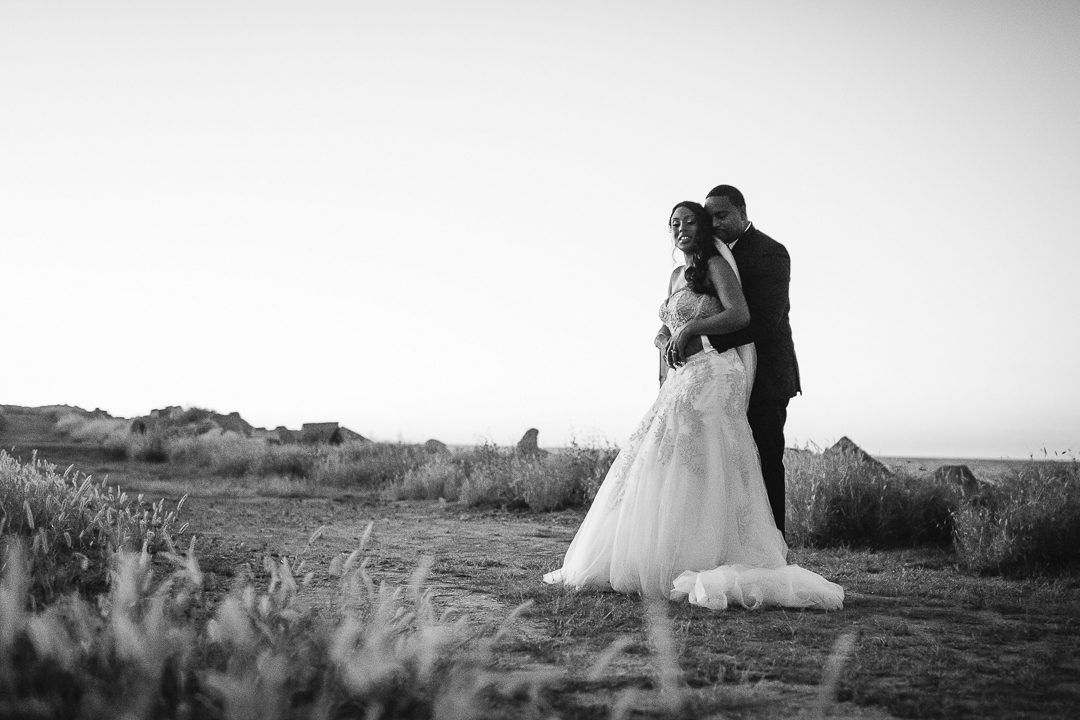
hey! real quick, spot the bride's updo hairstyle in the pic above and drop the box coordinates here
[669,201,720,296]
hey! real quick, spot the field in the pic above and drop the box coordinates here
[1,406,1078,718]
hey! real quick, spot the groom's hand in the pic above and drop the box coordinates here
[678,336,704,364]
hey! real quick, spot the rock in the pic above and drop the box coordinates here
[212,411,256,437]
[931,464,986,494]
[424,439,449,454]
[824,436,893,475]
[516,428,547,457]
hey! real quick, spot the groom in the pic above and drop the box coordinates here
[703,185,800,536]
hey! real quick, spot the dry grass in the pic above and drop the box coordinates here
[953,460,1080,575]
[786,448,957,550]
[786,448,1080,577]
[0,450,187,601]
[392,439,618,512]
[0,533,556,720]
[474,539,1080,719]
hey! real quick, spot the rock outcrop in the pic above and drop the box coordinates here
[931,464,986,494]
[824,436,893,475]
[516,428,547,457]
[424,439,449,454]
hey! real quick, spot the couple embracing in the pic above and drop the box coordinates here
[544,185,843,611]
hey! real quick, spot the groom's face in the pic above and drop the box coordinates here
[704,196,747,244]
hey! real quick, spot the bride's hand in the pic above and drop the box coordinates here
[663,337,678,368]
[670,324,702,366]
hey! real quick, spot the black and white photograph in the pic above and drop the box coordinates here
[1,1,1078,718]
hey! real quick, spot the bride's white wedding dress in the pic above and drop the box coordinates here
[543,284,843,611]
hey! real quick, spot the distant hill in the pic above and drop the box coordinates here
[0,404,113,445]
[0,404,266,446]
[128,406,261,438]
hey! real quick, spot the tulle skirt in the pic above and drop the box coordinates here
[544,348,843,610]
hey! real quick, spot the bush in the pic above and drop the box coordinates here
[786,448,957,549]
[394,456,466,501]
[953,461,1080,576]
[151,430,425,487]
[561,437,619,504]
[389,437,620,511]
[514,454,585,512]
[454,437,620,512]
[253,444,320,479]
[129,429,170,463]
[312,442,427,487]
[166,430,248,468]
[459,448,521,508]
[0,541,547,719]
[54,413,130,446]
[0,450,187,601]
[178,406,214,424]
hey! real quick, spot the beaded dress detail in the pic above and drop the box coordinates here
[544,288,844,610]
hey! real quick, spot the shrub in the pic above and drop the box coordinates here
[0,541,547,719]
[0,409,8,433]
[0,450,187,601]
[389,436,620,511]
[253,444,319,479]
[394,456,466,501]
[178,406,214,425]
[561,436,619,504]
[150,430,425,487]
[312,442,427,487]
[129,429,170,463]
[459,450,521,508]
[514,454,584,512]
[455,437,620,512]
[953,461,1080,576]
[54,413,130,445]
[786,448,957,549]
[166,429,248,469]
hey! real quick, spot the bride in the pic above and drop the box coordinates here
[544,201,843,610]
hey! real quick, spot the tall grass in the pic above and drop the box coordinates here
[786,448,957,550]
[787,448,1080,576]
[57,409,428,488]
[312,441,429,486]
[0,539,550,720]
[953,460,1080,575]
[393,438,618,512]
[54,413,128,442]
[208,441,427,486]
[0,450,187,601]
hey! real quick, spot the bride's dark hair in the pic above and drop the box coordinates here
[669,201,720,295]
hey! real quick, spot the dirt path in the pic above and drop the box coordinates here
[185,493,570,606]
[176,491,903,719]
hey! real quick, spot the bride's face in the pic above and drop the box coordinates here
[670,207,699,253]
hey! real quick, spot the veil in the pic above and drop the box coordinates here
[714,239,757,410]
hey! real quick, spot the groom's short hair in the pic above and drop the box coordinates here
[705,185,746,213]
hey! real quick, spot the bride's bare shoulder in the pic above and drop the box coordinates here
[668,266,685,294]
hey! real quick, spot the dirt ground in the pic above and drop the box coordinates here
[173,490,888,719]
[139,485,1075,720]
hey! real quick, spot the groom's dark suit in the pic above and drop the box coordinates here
[707,223,800,534]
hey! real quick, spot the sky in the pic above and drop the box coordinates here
[2,0,1078,459]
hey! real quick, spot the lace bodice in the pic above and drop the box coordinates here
[660,288,723,335]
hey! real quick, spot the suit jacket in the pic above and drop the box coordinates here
[707,224,801,400]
